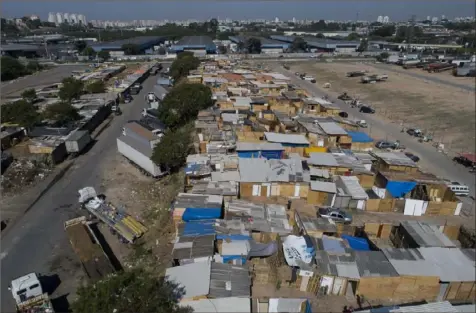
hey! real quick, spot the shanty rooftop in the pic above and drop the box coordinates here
[209,262,251,298]
[264,132,309,145]
[372,152,418,167]
[400,221,456,248]
[172,235,215,260]
[173,193,223,209]
[238,158,305,183]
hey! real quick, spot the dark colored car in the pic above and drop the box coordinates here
[405,152,420,162]
[318,208,352,223]
[338,111,349,118]
[359,106,375,114]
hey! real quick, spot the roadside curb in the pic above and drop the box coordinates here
[1,160,75,235]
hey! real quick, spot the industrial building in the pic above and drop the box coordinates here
[270,35,360,53]
[229,36,290,54]
[171,36,217,55]
[91,36,166,55]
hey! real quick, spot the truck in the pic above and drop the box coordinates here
[64,216,115,281]
[361,74,388,83]
[78,187,148,243]
[141,108,160,119]
[9,273,55,313]
[117,135,165,178]
[426,63,456,73]
[65,130,92,156]
[401,59,421,69]
[129,83,142,95]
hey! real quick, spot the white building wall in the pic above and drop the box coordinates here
[261,48,284,54]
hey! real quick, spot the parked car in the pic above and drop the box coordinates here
[359,106,375,114]
[375,141,394,149]
[318,208,352,223]
[338,111,349,118]
[406,128,423,137]
[404,152,420,162]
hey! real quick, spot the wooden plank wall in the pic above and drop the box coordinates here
[444,281,476,301]
[364,223,393,239]
[357,276,440,302]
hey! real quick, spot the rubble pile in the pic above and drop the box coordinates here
[1,157,53,195]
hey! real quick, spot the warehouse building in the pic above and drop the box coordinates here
[90,36,166,56]
[270,35,360,53]
[229,36,290,54]
[171,36,217,55]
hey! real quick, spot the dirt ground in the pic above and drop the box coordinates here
[293,62,476,153]
[99,152,184,274]
[398,66,476,88]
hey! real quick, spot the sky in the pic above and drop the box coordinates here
[2,1,475,21]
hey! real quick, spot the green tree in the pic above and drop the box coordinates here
[97,50,110,60]
[370,25,396,38]
[209,18,219,34]
[71,269,192,313]
[82,46,96,57]
[21,88,37,103]
[1,56,28,81]
[290,37,307,52]
[58,77,84,102]
[346,32,360,41]
[1,100,40,128]
[158,83,212,129]
[177,51,194,59]
[74,40,87,52]
[151,125,192,172]
[26,60,43,72]
[43,102,81,125]
[315,33,325,38]
[169,54,200,82]
[157,47,167,55]
[377,52,390,62]
[237,41,245,52]
[218,45,227,54]
[246,37,262,54]
[357,38,368,52]
[122,43,140,55]
[85,80,106,93]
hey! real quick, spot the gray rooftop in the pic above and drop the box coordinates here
[175,35,215,46]
[236,142,284,151]
[314,249,360,280]
[190,181,238,196]
[211,171,241,182]
[400,221,456,248]
[310,181,337,193]
[318,122,348,136]
[174,193,223,209]
[308,153,339,167]
[373,152,418,167]
[238,158,304,183]
[336,176,369,200]
[117,135,152,158]
[264,132,309,145]
[165,262,211,298]
[354,251,399,277]
[418,247,476,282]
[296,213,338,234]
[209,263,251,298]
[172,235,215,260]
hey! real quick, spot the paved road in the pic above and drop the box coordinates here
[371,63,475,92]
[1,65,89,98]
[0,75,158,311]
[276,66,476,216]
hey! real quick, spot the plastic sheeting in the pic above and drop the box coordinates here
[249,240,278,257]
[182,221,216,237]
[347,131,374,143]
[283,235,315,267]
[341,235,370,251]
[182,208,222,221]
[386,181,417,198]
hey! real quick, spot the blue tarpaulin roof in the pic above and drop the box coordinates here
[386,181,417,198]
[182,221,216,237]
[341,235,371,251]
[347,131,374,143]
[322,236,346,254]
[182,208,222,221]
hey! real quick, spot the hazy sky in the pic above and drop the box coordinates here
[2,1,475,21]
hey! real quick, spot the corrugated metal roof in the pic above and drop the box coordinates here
[318,122,348,135]
[174,193,223,209]
[180,298,251,313]
[238,158,304,183]
[269,298,306,313]
[308,153,339,167]
[392,301,458,313]
[418,247,476,282]
[310,181,337,193]
[355,251,398,277]
[173,235,215,260]
[236,142,284,151]
[309,168,330,178]
[400,221,456,248]
[209,263,251,298]
[264,132,309,145]
[166,262,211,298]
[453,304,476,312]
[372,152,417,167]
[338,176,369,200]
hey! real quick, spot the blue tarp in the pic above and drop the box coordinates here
[216,234,251,241]
[237,150,283,160]
[342,235,371,251]
[182,208,222,221]
[184,163,200,174]
[347,131,374,143]
[182,221,216,237]
[386,181,417,198]
[322,236,346,253]
[237,151,260,158]
[222,255,247,264]
[305,300,312,313]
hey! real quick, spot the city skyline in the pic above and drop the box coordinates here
[2,1,475,22]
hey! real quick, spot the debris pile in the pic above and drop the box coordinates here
[1,157,53,195]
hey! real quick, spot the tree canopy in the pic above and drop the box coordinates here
[21,89,37,103]
[246,37,262,54]
[97,50,111,60]
[122,43,141,55]
[357,38,368,52]
[71,269,192,313]
[58,77,84,102]
[290,37,307,52]
[1,100,41,128]
[370,25,396,38]
[1,57,29,81]
[169,53,200,82]
[74,40,88,52]
[158,83,213,129]
[82,46,96,57]
[151,125,192,172]
[85,80,106,94]
[43,102,81,126]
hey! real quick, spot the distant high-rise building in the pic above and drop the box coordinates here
[63,13,70,23]
[70,13,78,24]
[431,17,438,23]
[29,15,39,20]
[426,15,431,21]
[48,12,57,24]
[292,17,296,23]
[78,14,87,25]
[274,17,279,23]
[383,16,389,23]
[56,12,63,24]
[377,15,383,23]
[441,14,446,20]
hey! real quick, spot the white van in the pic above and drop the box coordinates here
[447,184,470,196]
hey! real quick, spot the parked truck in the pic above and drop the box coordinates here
[78,187,148,243]
[426,63,456,73]
[65,130,92,156]
[64,216,115,281]
[8,273,54,313]
[117,135,165,178]
[401,59,421,69]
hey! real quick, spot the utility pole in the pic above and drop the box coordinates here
[44,39,49,59]
[406,14,416,52]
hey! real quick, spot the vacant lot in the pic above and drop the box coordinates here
[293,62,476,152]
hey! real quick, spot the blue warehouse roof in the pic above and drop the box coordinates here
[91,36,166,52]
[171,35,216,52]
[270,35,359,49]
[229,36,290,49]
[347,131,374,143]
